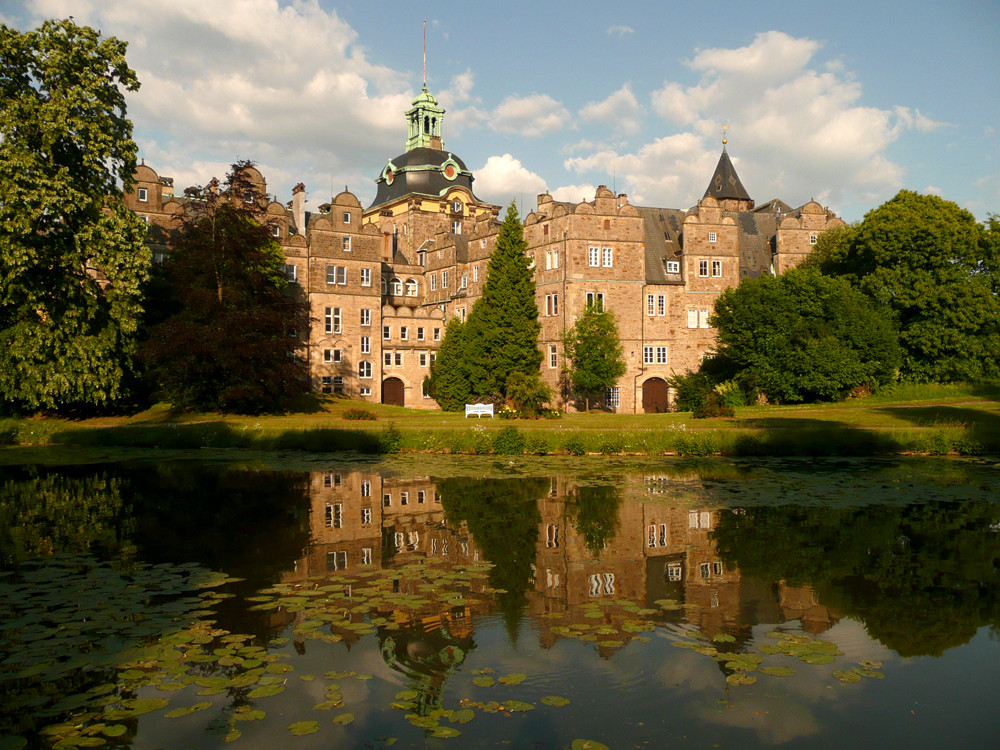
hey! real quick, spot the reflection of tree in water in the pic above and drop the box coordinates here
[712,500,1000,656]
[377,620,475,716]
[570,484,622,554]
[437,476,546,641]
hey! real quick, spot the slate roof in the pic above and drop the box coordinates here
[367,147,480,211]
[634,206,687,284]
[704,149,752,203]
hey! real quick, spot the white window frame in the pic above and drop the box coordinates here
[323,349,334,363]
[657,294,666,316]
[360,268,371,287]
[666,260,680,273]
[282,263,297,283]
[698,259,709,277]
[359,361,372,379]
[712,260,722,277]
[643,346,654,365]
[360,386,371,396]
[452,220,462,234]
[343,211,351,224]
[324,307,341,334]
[400,326,408,341]
[656,346,667,364]
[271,225,281,238]
[708,231,717,243]
[417,327,425,341]
[343,236,352,252]
[699,309,711,328]
[360,336,370,354]
[549,344,557,369]
[419,352,427,367]
[383,326,390,340]
[137,187,148,202]
[360,308,371,326]
[430,274,437,291]
[442,271,449,288]
[589,246,600,267]
[646,294,655,316]
[586,292,605,310]
[473,265,479,283]
[605,387,620,408]
[391,278,402,296]
[406,279,417,296]
[602,247,613,267]
[687,309,698,328]
[433,328,441,341]
[809,234,818,245]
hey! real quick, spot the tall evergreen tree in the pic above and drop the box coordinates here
[464,202,541,397]
[427,316,472,411]
[562,302,626,410]
[0,19,149,412]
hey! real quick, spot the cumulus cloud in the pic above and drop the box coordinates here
[579,83,643,135]
[607,25,634,37]
[473,154,547,206]
[492,94,570,137]
[550,183,598,203]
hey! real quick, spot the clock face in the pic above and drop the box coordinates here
[444,164,456,179]
[385,169,394,185]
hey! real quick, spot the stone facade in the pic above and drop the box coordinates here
[129,85,845,412]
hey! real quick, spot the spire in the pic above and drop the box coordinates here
[704,146,752,209]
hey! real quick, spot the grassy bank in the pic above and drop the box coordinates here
[2,382,998,457]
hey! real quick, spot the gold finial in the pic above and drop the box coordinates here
[722,124,729,147]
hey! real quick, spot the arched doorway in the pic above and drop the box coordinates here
[642,377,669,413]
[382,377,405,407]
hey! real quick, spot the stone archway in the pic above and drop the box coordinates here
[382,377,405,407]
[642,377,669,414]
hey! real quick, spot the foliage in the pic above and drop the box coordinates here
[563,435,586,455]
[463,202,542,397]
[141,162,309,413]
[666,370,717,414]
[505,370,552,418]
[693,392,734,419]
[492,425,524,455]
[379,423,403,453]
[812,191,1000,382]
[562,302,626,410]
[571,485,622,554]
[342,407,376,421]
[711,267,901,403]
[428,316,472,411]
[0,19,149,412]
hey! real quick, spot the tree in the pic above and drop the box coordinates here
[427,316,472,411]
[710,267,901,403]
[464,202,541,397]
[0,19,149,412]
[562,302,626,410]
[813,191,1000,382]
[141,162,309,414]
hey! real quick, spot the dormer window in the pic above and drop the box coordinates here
[271,225,281,238]
[343,212,351,224]
[452,200,462,213]
[343,236,352,251]
[666,260,680,273]
[137,188,148,202]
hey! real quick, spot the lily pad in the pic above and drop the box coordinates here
[760,666,795,677]
[498,673,526,686]
[431,726,461,738]
[288,721,320,736]
[541,695,570,707]
[472,675,495,688]
[833,670,863,683]
[726,672,757,686]
[504,700,534,712]
[572,741,610,750]
[248,684,285,699]
[332,712,355,725]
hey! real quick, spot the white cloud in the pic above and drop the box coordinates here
[492,94,570,137]
[550,183,597,203]
[579,83,643,135]
[925,185,942,195]
[473,154,547,206]
[607,25,634,37]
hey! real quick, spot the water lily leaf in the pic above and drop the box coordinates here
[431,726,460,738]
[472,675,494,688]
[834,670,863,683]
[541,696,570,707]
[451,708,475,724]
[332,712,354,725]
[157,682,186,691]
[248,684,285,699]
[122,698,169,715]
[713,633,736,643]
[758,644,784,655]
[503,700,534,712]
[799,653,835,665]
[498,673,526,686]
[726,673,757,686]
[233,709,265,721]
[394,689,419,701]
[572,740,610,750]
[407,715,438,729]
[288,721,319,736]
[266,662,293,674]
[101,726,128,738]
[760,666,795,677]
[390,701,416,711]
[855,668,885,679]
[858,659,883,670]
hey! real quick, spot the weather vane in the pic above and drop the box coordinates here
[722,124,729,147]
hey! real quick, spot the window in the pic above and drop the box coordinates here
[400,326,408,341]
[460,275,467,289]
[549,344,557,369]
[324,503,342,529]
[647,523,668,548]
[400,491,409,505]
[360,309,371,326]
[324,307,341,334]
[643,346,654,364]
[383,326,390,340]
[708,231,717,243]
[360,386,371,396]
[809,234,818,245]
[586,292,605,310]
[360,336,370,354]
[589,246,600,267]
[343,236,351,251]
[700,563,711,579]
[713,562,723,576]
[430,274,437,291]
[383,352,392,367]
[712,260,722,277]
[406,279,417,296]
[361,547,372,565]
[442,271,449,288]
[698,259,709,277]
[546,524,560,548]
[360,268,371,287]
[605,387,620,408]
[271,225,281,238]
[699,309,711,328]
[359,361,372,378]
[667,562,682,581]
[244,190,254,203]
[322,349,336,363]
[418,490,425,503]
[383,493,391,507]
[646,294,655,316]
[394,352,402,366]
[657,294,666,316]
[326,265,346,285]
[687,309,698,328]
[361,508,371,524]
[666,260,680,273]
[452,221,462,234]
[282,263,297,282]
[361,480,371,497]
[419,352,427,367]
[391,278,402,296]
[602,247,613,267]
[321,375,333,393]
[137,187,148,202]
[417,327,424,341]
[433,328,441,341]
[327,551,347,571]
[552,250,559,269]
[656,346,667,364]
[545,293,559,316]
[343,211,351,224]
[545,250,552,270]
[473,265,479,282]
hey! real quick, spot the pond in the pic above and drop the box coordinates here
[2,455,999,749]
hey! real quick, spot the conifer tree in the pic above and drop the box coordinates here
[0,19,149,412]
[428,316,472,411]
[464,202,541,397]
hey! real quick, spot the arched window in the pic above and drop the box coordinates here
[391,277,403,296]
[424,115,429,134]
[405,279,417,297]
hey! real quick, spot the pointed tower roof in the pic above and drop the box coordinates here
[704,147,752,203]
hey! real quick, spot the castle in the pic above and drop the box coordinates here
[127,84,844,412]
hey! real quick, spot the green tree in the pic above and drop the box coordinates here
[0,19,149,412]
[711,267,900,403]
[428,316,472,411]
[813,191,1000,382]
[464,202,541,397]
[141,163,309,414]
[562,302,626,410]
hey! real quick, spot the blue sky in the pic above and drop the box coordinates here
[6,0,999,221]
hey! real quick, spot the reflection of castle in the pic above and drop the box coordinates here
[283,472,839,656]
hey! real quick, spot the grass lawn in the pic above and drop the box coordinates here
[2,381,998,457]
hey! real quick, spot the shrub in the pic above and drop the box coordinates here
[599,436,623,454]
[524,433,551,455]
[715,380,746,410]
[379,423,403,454]
[693,392,735,419]
[342,407,377,421]
[564,434,586,455]
[667,370,716,413]
[505,371,552,418]
[493,425,524,455]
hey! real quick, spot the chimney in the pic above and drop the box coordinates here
[292,183,306,236]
